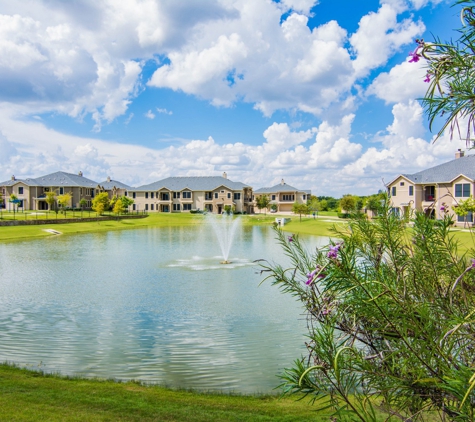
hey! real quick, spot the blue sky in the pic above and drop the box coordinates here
[0,0,468,195]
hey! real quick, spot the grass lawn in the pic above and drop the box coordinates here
[0,364,330,422]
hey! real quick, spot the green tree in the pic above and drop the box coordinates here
[113,198,124,215]
[339,194,357,213]
[57,192,72,216]
[261,206,475,420]
[9,193,19,217]
[308,196,320,212]
[256,195,270,215]
[119,195,134,212]
[319,199,329,211]
[92,192,109,216]
[452,195,475,227]
[417,0,475,143]
[79,198,87,209]
[45,191,57,214]
[292,202,310,222]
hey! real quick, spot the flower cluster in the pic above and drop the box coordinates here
[306,266,326,285]
[440,203,449,214]
[408,39,431,83]
[327,243,341,260]
[288,235,294,242]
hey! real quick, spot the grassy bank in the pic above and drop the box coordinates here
[0,363,326,422]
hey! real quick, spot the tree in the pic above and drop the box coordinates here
[256,195,270,215]
[260,205,475,420]
[292,202,310,222]
[79,198,87,210]
[113,198,124,215]
[0,190,3,218]
[319,199,329,211]
[308,196,320,212]
[452,195,475,227]
[120,195,134,211]
[92,192,109,216]
[45,191,57,214]
[416,0,475,144]
[339,194,357,213]
[57,192,72,216]
[9,193,19,217]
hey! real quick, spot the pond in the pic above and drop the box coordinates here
[0,222,327,393]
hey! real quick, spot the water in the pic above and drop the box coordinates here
[206,213,241,262]
[0,225,327,393]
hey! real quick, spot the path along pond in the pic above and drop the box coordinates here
[0,223,328,394]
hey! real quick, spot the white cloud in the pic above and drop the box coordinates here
[145,109,155,119]
[156,108,172,115]
[366,59,428,103]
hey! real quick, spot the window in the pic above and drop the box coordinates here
[227,193,231,199]
[391,186,396,196]
[282,194,295,201]
[133,204,136,210]
[161,193,170,201]
[145,192,149,199]
[183,204,192,211]
[221,190,224,193]
[409,186,414,196]
[124,191,127,196]
[18,187,23,195]
[183,191,191,199]
[59,187,64,195]
[173,203,181,211]
[234,193,241,200]
[151,192,154,199]
[458,211,473,222]
[173,192,181,199]
[151,204,154,211]
[145,204,149,210]
[133,192,136,199]
[205,192,212,200]
[400,182,405,186]
[80,188,83,195]
[214,192,218,199]
[303,195,306,200]
[455,183,471,197]
[271,195,276,201]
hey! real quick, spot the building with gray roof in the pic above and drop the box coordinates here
[253,179,310,213]
[127,173,253,214]
[387,150,475,225]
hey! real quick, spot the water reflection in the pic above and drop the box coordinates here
[0,225,327,393]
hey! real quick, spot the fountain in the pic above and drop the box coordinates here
[207,212,241,264]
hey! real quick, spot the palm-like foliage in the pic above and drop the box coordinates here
[260,204,475,420]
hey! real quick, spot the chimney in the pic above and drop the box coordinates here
[11,175,15,181]
[222,172,227,179]
[107,176,111,183]
[78,171,83,177]
[281,178,285,185]
[456,149,465,159]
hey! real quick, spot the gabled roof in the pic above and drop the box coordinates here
[389,154,475,185]
[99,179,132,190]
[254,182,308,194]
[0,171,98,188]
[129,176,251,192]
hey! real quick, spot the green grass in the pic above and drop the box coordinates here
[0,363,327,422]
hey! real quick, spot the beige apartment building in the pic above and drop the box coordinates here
[386,150,475,225]
[253,179,310,213]
[0,171,100,211]
[127,173,253,214]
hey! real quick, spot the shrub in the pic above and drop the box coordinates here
[337,212,349,218]
[260,205,475,420]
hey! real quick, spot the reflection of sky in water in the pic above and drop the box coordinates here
[0,225,329,393]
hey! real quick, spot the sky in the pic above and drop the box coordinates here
[0,0,468,196]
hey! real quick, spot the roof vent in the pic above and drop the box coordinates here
[281,178,285,185]
[11,175,15,181]
[455,149,465,159]
[107,176,111,183]
[78,171,83,177]
[222,172,227,179]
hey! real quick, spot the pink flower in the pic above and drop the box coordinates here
[408,50,421,63]
[327,243,341,259]
[424,74,431,83]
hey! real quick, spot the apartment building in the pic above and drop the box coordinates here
[387,150,475,225]
[253,179,310,212]
[127,173,253,214]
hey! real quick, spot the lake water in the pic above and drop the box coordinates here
[0,223,326,393]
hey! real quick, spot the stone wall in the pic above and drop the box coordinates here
[0,214,148,226]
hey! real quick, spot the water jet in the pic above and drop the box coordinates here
[207,213,240,264]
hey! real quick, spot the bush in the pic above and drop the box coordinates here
[337,212,349,218]
[260,206,475,420]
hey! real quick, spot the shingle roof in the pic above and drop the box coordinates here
[0,171,99,188]
[254,182,307,194]
[99,179,132,190]
[393,155,475,184]
[129,176,250,192]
